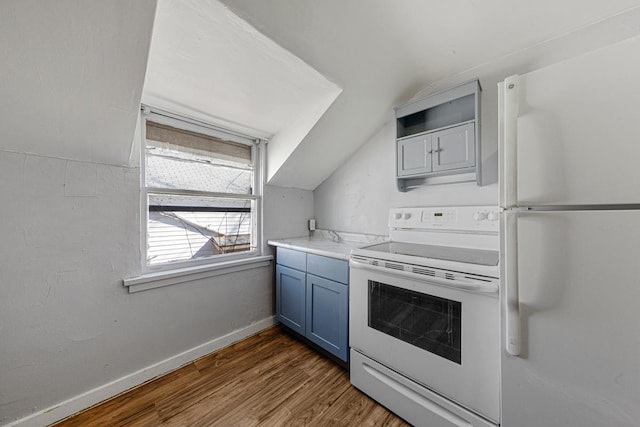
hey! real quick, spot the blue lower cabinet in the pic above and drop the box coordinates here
[305,274,349,361]
[275,248,349,362]
[275,265,306,335]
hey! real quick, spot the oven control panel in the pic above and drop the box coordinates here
[389,206,500,232]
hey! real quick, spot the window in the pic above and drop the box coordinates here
[141,107,263,269]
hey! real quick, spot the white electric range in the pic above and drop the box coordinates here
[349,206,501,427]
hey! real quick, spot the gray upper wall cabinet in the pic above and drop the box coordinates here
[395,80,481,191]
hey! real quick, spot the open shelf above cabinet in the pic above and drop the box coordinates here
[395,80,481,191]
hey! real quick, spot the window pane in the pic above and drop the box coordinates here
[147,194,253,265]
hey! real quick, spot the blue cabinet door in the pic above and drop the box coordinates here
[305,274,349,361]
[276,265,306,335]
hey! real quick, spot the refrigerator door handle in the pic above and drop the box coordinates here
[501,74,519,209]
[503,210,521,356]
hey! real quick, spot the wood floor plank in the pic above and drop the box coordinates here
[110,404,162,427]
[257,367,351,426]
[308,385,400,427]
[193,326,286,372]
[57,364,201,427]
[53,326,409,427]
[159,361,308,425]
[155,334,307,422]
[195,364,310,427]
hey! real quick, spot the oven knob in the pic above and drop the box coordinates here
[403,213,411,220]
[473,211,488,221]
[394,213,402,220]
[487,211,500,221]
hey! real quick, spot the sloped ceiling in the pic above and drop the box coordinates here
[220,0,640,190]
[0,0,156,166]
[4,0,640,188]
[142,0,342,185]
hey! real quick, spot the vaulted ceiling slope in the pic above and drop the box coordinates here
[221,0,640,190]
[3,1,640,188]
[0,0,157,167]
[142,0,342,187]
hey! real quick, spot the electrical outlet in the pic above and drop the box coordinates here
[309,218,316,231]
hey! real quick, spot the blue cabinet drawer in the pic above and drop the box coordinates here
[276,247,306,271]
[306,253,348,284]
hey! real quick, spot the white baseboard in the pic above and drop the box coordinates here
[4,317,276,427]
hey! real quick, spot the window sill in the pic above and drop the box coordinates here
[123,255,273,293]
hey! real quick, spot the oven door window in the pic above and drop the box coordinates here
[368,280,462,364]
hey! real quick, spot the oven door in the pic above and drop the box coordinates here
[349,259,500,423]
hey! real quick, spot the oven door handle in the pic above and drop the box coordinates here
[349,259,499,294]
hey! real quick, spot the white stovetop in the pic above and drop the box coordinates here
[268,230,388,260]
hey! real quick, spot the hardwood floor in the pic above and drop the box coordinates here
[53,326,409,426]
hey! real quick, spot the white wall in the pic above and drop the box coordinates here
[312,8,640,236]
[0,150,311,425]
[264,185,314,245]
[0,1,315,419]
[313,81,500,236]
[0,0,155,168]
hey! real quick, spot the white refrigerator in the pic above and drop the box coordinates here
[498,35,640,427]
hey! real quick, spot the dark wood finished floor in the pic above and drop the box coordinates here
[52,325,409,426]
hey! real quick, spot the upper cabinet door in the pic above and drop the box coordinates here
[432,123,475,173]
[397,133,432,177]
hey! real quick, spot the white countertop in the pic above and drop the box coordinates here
[268,230,387,260]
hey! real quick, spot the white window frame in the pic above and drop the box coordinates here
[139,105,265,274]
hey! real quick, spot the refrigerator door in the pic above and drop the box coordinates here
[501,210,640,427]
[500,35,640,207]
